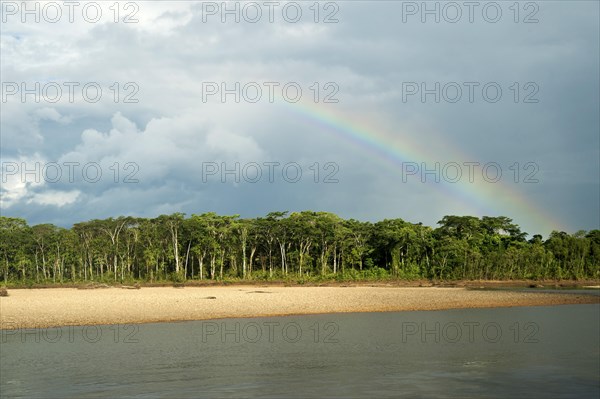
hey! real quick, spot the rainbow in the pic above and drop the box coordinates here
[276,99,567,236]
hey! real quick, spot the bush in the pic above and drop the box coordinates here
[363,267,390,280]
[341,269,361,281]
[170,271,185,283]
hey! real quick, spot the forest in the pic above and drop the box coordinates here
[0,212,598,285]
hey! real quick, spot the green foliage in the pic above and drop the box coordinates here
[0,214,598,284]
[170,271,185,283]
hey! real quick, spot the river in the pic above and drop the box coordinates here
[1,303,598,398]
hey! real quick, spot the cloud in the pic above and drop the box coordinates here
[1,1,598,236]
[35,107,72,124]
[0,153,80,209]
[28,189,80,207]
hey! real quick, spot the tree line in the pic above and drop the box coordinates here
[1,212,598,285]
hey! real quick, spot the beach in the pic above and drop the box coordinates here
[1,286,598,329]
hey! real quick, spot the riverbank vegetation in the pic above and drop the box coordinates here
[1,212,598,286]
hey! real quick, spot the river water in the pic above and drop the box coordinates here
[1,303,598,398]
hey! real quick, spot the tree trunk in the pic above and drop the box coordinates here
[169,222,180,274]
[249,247,256,278]
[279,243,286,276]
[242,241,247,279]
[41,250,47,281]
[219,249,225,279]
[333,244,337,274]
[34,251,39,282]
[184,241,191,280]
[199,256,203,280]
[210,254,216,279]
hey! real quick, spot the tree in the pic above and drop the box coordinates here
[0,217,31,283]
[269,212,290,276]
[0,213,597,284]
[156,213,185,276]
[289,211,317,276]
[32,224,58,282]
[256,216,277,277]
[343,219,371,271]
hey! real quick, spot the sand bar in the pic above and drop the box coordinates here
[1,286,598,329]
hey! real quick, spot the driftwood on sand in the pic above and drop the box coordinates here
[77,283,111,290]
[120,283,141,290]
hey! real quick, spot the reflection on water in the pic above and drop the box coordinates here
[1,304,598,398]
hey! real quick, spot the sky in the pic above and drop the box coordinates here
[0,0,598,237]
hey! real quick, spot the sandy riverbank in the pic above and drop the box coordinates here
[1,286,598,329]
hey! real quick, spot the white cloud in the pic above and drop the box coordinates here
[28,189,80,207]
[0,154,80,209]
[35,107,72,124]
